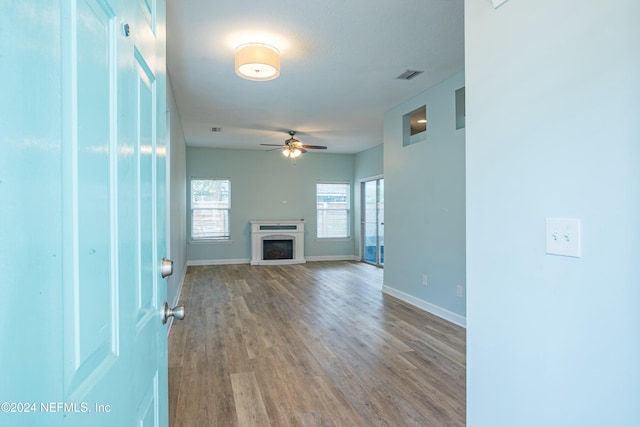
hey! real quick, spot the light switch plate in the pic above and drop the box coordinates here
[546,218,581,258]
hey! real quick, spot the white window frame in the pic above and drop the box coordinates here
[316,182,351,239]
[190,178,231,241]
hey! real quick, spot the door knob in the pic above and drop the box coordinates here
[160,258,173,278]
[162,302,185,324]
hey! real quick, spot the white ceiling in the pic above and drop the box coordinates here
[166,0,464,154]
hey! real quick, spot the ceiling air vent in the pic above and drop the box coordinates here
[210,127,222,132]
[396,69,424,80]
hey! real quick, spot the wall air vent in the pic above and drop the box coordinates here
[396,69,424,80]
[210,127,222,132]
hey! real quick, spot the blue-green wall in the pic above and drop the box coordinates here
[186,148,356,262]
[354,143,383,180]
[382,72,466,324]
[466,0,640,425]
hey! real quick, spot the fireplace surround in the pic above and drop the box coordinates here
[250,220,305,265]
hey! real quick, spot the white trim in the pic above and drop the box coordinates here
[166,263,188,336]
[316,182,351,239]
[186,256,361,265]
[188,239,233,245]
[382,285,466,328]
[357,173,384,184]
[187,258,250,266]
[305,255,358,262]
[359,176,384,267]
[171,264,187,308]
[189,177,231,241]
[251,258,306,266]
[316,179,351,185]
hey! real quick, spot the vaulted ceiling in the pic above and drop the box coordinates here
[166,0,464,154]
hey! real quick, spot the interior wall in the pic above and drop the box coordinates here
[355,143,383,179]
[354,144,384,259]
[186,147,356,263]
[465,1,640,425]
[166,76,187,306]
[382,71,466,324]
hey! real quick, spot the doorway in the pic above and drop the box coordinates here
[361,177,384,266]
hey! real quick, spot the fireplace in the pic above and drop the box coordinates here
[250,220,305,265]
[263,239,293,260]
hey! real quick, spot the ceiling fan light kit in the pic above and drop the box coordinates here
[282,146,302,158]
[260,131,328,160]
[235,43,280,81]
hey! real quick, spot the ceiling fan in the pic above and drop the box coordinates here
[261,131,327,158]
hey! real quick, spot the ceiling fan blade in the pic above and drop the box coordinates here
[301,145,327,150]
[260,143,285,147]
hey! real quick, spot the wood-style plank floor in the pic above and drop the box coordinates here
[168,261,465,427]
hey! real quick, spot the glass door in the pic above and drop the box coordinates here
[362,178,384,266]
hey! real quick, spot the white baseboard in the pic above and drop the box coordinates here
[382,285,466,328]
[186,256,358,265]
[186,258,250,266]
[305,255,358,262]
[251,259,306,266]
[171,265,188,308]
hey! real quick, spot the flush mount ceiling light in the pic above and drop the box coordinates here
[235,43,280,81]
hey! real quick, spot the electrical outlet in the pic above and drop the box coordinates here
[456,285,463,298]
[546,218,581,257]
[422,274,428,286]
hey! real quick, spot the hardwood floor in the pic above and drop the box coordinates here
[168,261,466,427]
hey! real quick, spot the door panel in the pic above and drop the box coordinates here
[137,376,159,426]
[65,0,117,395]
[135,51,157,325]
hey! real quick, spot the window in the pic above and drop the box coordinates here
[316,182,351,238]
[455,86,465,130]
[402,105,427,146]
[190,178,230,241]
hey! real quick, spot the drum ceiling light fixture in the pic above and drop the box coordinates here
[235,43,280,81]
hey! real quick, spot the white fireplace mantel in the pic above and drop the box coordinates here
[250,220,306,265]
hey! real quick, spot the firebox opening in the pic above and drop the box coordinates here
[263,239,294,260]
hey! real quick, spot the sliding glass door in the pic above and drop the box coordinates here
[361,178,384,266]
